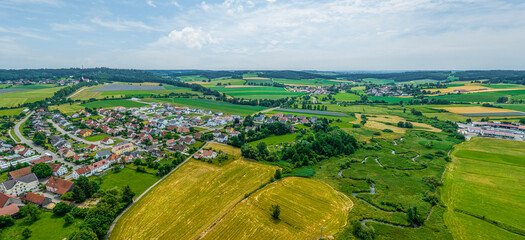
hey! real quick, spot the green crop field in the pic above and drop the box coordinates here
[362,78,395,84]
[481,84,523,89]
[0,86,65,108]
[0,211,82,240]
[496,104,525,112]
[145,97,267,115]
[71,84,198,100]
[81,99,148,109]
[94,168,159,196]
[332,92,361,101]
[244,78,273,85]
[0,108,24,116]
[189,78,246,87]
[110,159,277,240]
[209,86,305,100]
[429,89,525,103]
[203,177,352,239]
[442,138,525,240]
[369,96,413,103]
[178,75,209,82]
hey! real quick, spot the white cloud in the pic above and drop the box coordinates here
[155,27,217,49]
[50,22,93,31]
[171,1,182,9]
[146,0,156,7]
[0,27,51,40]
[201,1,210,11]
[91,17,157,31]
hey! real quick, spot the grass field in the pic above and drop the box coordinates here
[95,168,159,196]
[362,78,395,84]
[81,100,148,109]
[0,86,65,108]
[0,211,82,240]
[71,84,198,100]
[273,78,339,86]
[49,103,85,113]
[248,133,298,149]
[429,89,525,103]
[330,92,361,101]
[144,98,267,116]
[110,159,277,240]
[244,78,273,85]
[0,108,24,116]
[369,96,413,103]
[84,134,111,141]
[187,78,245,87]
[209,86,305,100]
[202,177,352,239]
[353,114,441,134]
[496,104,525,112]
[442,137,525,240]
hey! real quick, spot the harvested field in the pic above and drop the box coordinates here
[110,159,277,240]
[436,106,515,114]
[202,177,352,240]
[92,84,165,91]
[354,114,441,133]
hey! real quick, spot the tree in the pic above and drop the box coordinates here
[0,215,14,228]
[241,144,258,160]
[53,202,73,216]
[69,229,98,240]
[270,204,280,219]
[22,228,32,238]
[72,185,86,203]
[120,185,135,204]
[274,169,282,180]
[351,220,375,240]
[31,162,52,178]
[407,207,424,226]
[32,132,47,146]
[256,142,269,158]
[65,213,74,225]
[497,96,508,103]
[20,203,40,222]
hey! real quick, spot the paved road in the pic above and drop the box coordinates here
[67,87,86,99]
[11,112,79,179]
[47,119,104,147]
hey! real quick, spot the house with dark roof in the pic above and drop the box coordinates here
[0,173,39,196]
[46,177,75,195]
[96,149,112,159]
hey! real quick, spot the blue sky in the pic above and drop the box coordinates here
[1,0,524,70]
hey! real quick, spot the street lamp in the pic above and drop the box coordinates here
[320,225,323,239]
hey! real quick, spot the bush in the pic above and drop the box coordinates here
[70,207,88,219]
[23,227,32,238]
[65,213,74,225]
[352,220,375,240]
[53,202,73,216]
[270,204,280,219]
[0,215,14,228]
[382,129,393,133]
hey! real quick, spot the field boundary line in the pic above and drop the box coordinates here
[104,142,208,240]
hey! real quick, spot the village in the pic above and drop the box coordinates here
[458,121,525,141]
[0,101,319,218]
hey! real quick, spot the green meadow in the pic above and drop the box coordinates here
[145,97,267,115]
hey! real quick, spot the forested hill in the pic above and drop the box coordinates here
[2,68,525,84]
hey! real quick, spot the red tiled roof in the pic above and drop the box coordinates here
[46,177,74,195]
[0,193,19,207]
[22,192,46,205]
[8,166,31,179]
[48,163,62,172]
[0,204,19,216]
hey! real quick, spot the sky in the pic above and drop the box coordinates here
[0,0,524,70]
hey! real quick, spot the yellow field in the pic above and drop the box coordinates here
[110,159,277,240]
[428,85,489,94]
[70,85,104,100]
[353,114,441,133]
[202,177,352,240]
[436,106,515,114]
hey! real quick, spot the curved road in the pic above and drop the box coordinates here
[47,119,103,147]
[11,112,79,179]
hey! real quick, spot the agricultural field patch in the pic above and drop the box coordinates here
[0,86,65,108]
[110,159,277,240]
[0,108,24,116]
[435,106,515,114]
[202,177,352,240]
[369,96,413,103]
[442,137,525,240]
[81,99,148,109]
[362,78,395,84]
[144,98,267,115]
[244,78,273,85]
[273,78,337,86]
[49,103,85,113]
[210,86,304,99]
[92,84,166,91]
[330,92,361,101]
[0,211,82,240]
[354,114,441,133]
[248,133,298,149]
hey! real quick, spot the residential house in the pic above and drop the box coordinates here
[171,144,188,152]
[95,149,112,159]
[48,163,68,177]
[0,173,39,196]
[101,137,114,145]
[217,135,228,144]
[111,142,134,155]
[46,177,75,195]
[180,136,195,145]
[20,192,52,208]
[0,192,23,216]
[72,159,111,179]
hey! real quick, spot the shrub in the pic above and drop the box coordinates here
[382,129,393,133]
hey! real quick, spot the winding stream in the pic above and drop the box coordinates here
[411,154,420,162]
